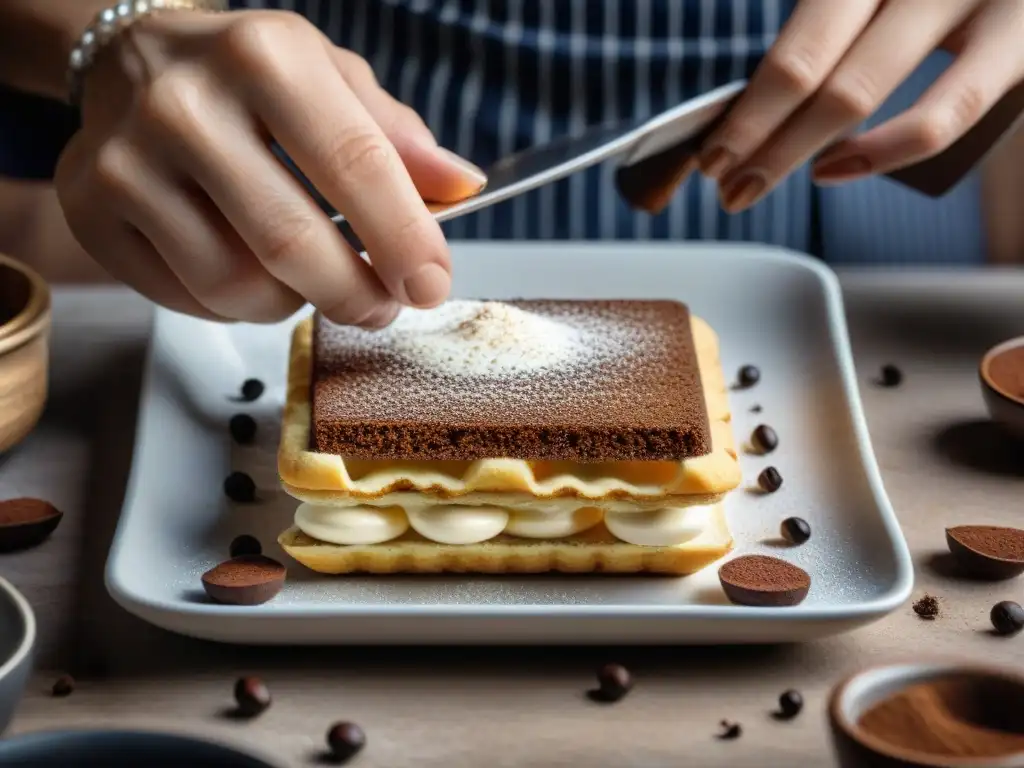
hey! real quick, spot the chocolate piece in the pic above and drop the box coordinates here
[0,498,63,553]
[327,722,366,763]
[946,525,1024,580]
[223,472,256,503]
[229,534,262,558]
[737,365,760,388]
[780,517,810,545]
[590,663,633,703]
[238,378,265,402]
[751,425,778,454]
[716,720,742,740]
[51,674,74,697]
[991,601,1024,635]
[718,555,810,607]
[913,594,940,620]
[312,300,712,461]
[777,690,803,720]
[233,676,271,716]
[229,414,257,445]
[201,555,285,606]
[757,467,783,493]
[877,364,903,388]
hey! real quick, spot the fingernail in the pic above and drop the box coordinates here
[721,172,766,212]
[402,262,451,307]
[357,302,401,330]
[435,147,487,191]
[813,155,872,184]
[699,145,737,179]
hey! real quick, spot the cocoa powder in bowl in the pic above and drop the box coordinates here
[987,346,1024,404]
[946,525,1024,580]
[857,676,1024,760]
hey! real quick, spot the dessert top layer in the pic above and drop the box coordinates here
[311,299,711,462]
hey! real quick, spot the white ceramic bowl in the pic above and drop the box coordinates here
[0,576,35,734]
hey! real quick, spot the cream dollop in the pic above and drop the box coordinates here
[504,507,604,539]
[604,505,713,547]
[295,502,409,545]
[406,505,509,545]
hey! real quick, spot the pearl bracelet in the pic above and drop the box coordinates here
[67,0,227,106]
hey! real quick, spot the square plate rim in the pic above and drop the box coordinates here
[104,242,914,628]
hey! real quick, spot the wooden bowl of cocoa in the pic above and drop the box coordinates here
[0,254,51,456]
[980,336,1024,440]
[828,661,1024,767]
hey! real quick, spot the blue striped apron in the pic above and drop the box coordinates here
[235,0,812,252]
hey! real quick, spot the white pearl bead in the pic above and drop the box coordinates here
[135,0,150,14]
[69,48,85,70]
[81,30,96,48]
[99,8,117,24]
[115,2,132,18]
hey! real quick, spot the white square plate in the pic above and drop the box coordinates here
[106,243,913,644]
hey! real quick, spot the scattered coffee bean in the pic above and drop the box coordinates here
[229,414,258,445]
[229,534,262,558]
[912,594,940,620]
[751,424,779,454]
[877,364,903,388]
[780,517,811,545]
[0,498,64,553]
[777,689,803,720]
[749,404,763,413]
[201,555,286,606]
[945,525,1024,580]
[716,720,742,740]
[757,467,783,493]
[233,676,271,716]
[239,378,265,402]
[51,674,75,697]
[718,555,810,607]
[223,472,257,503]
[737,365,761,388]
[990,601,1024,635]
[590,663,633,703]
[327,722,366,763]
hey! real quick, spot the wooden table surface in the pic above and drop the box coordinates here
[3,272,1024,767]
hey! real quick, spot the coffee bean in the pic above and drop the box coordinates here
[751,425,778,454]
[878,364,903,388]
[757,467,783,493]
[717,720,742,740]
[201,555,286,606]
[229,534,262,558]
[780,517,811,545]
[233,676,271,716]
[591,663,633,703]
[224,472,257,503]
[990,601,1024,635]
[749,404,763,413]
[737,365,761,388]
[229,414,257,445]
[239,378,265,402]
[777,689,803,719]
[326,722,366,763]
[0,498,64,553]
[51,674,75,697]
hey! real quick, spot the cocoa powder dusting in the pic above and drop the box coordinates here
[948,526,1024,561]
[206,557,284,587]
[912,595,940,620]
[858,679,1024,758]
[719,555,809,592]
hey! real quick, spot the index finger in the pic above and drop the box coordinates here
[231,17,451,308]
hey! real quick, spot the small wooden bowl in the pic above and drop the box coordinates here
[980,337,1024,440]
[828,661,1024,767]
[0,254,51,455]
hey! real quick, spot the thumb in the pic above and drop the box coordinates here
[329,47,487,203]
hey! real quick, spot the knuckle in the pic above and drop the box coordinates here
[946,83,987,134]
[138,73,206,133]
[92,138,137,193]
[256,208,321,268]
[820,70,879,120]
[327,130,396,184]
[763,46,825,96]
[909,110,960,156]
[219,11,309,72]
[337,49,377,84]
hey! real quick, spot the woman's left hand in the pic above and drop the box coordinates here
[697,0,1024,212]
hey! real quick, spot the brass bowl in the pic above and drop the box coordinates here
[0,254,51,455]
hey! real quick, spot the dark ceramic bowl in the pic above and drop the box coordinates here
[980,336,1024,440]
[0,730,279,767]
[828,661,1024,768]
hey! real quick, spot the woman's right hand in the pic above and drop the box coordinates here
[55,9,486,326]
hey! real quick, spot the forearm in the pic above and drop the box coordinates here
[0,1,108,101]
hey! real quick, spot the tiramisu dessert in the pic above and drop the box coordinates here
[277,299,741,574]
